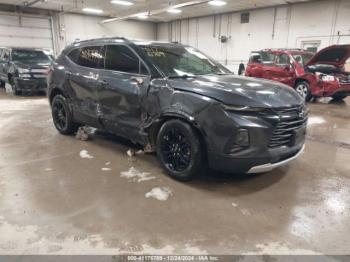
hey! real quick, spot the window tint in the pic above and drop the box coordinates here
[77,46,104,69]
[11,50,50,63]
[260,51,276,65]
[105,45,142,74]
[249,52,262,63]
[277,54,290,65]
[141,45,230,77]
[67,48,80,63]
[293,53,313,67]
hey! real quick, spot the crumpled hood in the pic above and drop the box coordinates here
[167,75,303,108]
[306,44,350,67]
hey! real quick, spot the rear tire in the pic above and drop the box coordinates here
[13,83,21,96]
[295,81,312,102]
[51,95,78,135]
[156,119,204,181]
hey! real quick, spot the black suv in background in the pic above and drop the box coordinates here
[0,47,52,95]
[48,37,307,181]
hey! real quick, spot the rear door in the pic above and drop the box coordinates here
[246,52,263,77]
[66,45,104,127]
[259,51,278,80]
[97,44,151,142]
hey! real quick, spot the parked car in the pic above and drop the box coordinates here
[0,47,4,88]
[0,47,52,95]
[48,38,307,181]
[245,45,350,101]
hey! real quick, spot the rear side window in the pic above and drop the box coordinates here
[76,46,104,69]
[104,45,145,74]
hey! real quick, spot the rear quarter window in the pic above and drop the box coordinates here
[249,52,262,63]
[67,48,80,63]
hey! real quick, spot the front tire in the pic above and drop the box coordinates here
[9,78,21,96]
[13,85,21,96]
[332,94,347,101]
[0,80,5,88]
[295,81,312,102]
[156,119,204,181]
[51,95,78,135]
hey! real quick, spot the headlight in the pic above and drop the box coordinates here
[317,73,336,82]
[222,104,265,112]
[19,74,31,78]
[18,68,30,74]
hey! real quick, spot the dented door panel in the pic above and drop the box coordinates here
[68,67,101,127]
[97,69,150,143]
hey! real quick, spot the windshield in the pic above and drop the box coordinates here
[11,50,51,63]
[140,45,231,77]
[292,53,314,67]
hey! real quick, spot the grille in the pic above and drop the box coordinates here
[30,68,48,79]
[269,105,308,148]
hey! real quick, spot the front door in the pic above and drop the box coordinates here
[97,44,151,143]
[259,51,278,81]
[265,53,295,86]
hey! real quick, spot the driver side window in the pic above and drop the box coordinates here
[276,54,290,66]
[260,51,276,66]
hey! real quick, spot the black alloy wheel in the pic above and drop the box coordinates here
[51,95,78,135]
[157,119,204,181]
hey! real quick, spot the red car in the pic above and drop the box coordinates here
[245,45,350,101]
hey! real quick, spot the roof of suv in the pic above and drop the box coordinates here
[260,48,314,55]
[71,37,183,47]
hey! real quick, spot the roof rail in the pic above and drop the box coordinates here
[72,36,129,44]
[264,48,306,51]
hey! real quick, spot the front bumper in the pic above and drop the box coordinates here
[208,143,305,174]
[331,85,350,97]
[202,104,307,174]
[247,144,305,173]
[14,78,47,92]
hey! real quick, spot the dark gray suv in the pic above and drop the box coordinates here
[48,37,307,181]
[0,47,52,95]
